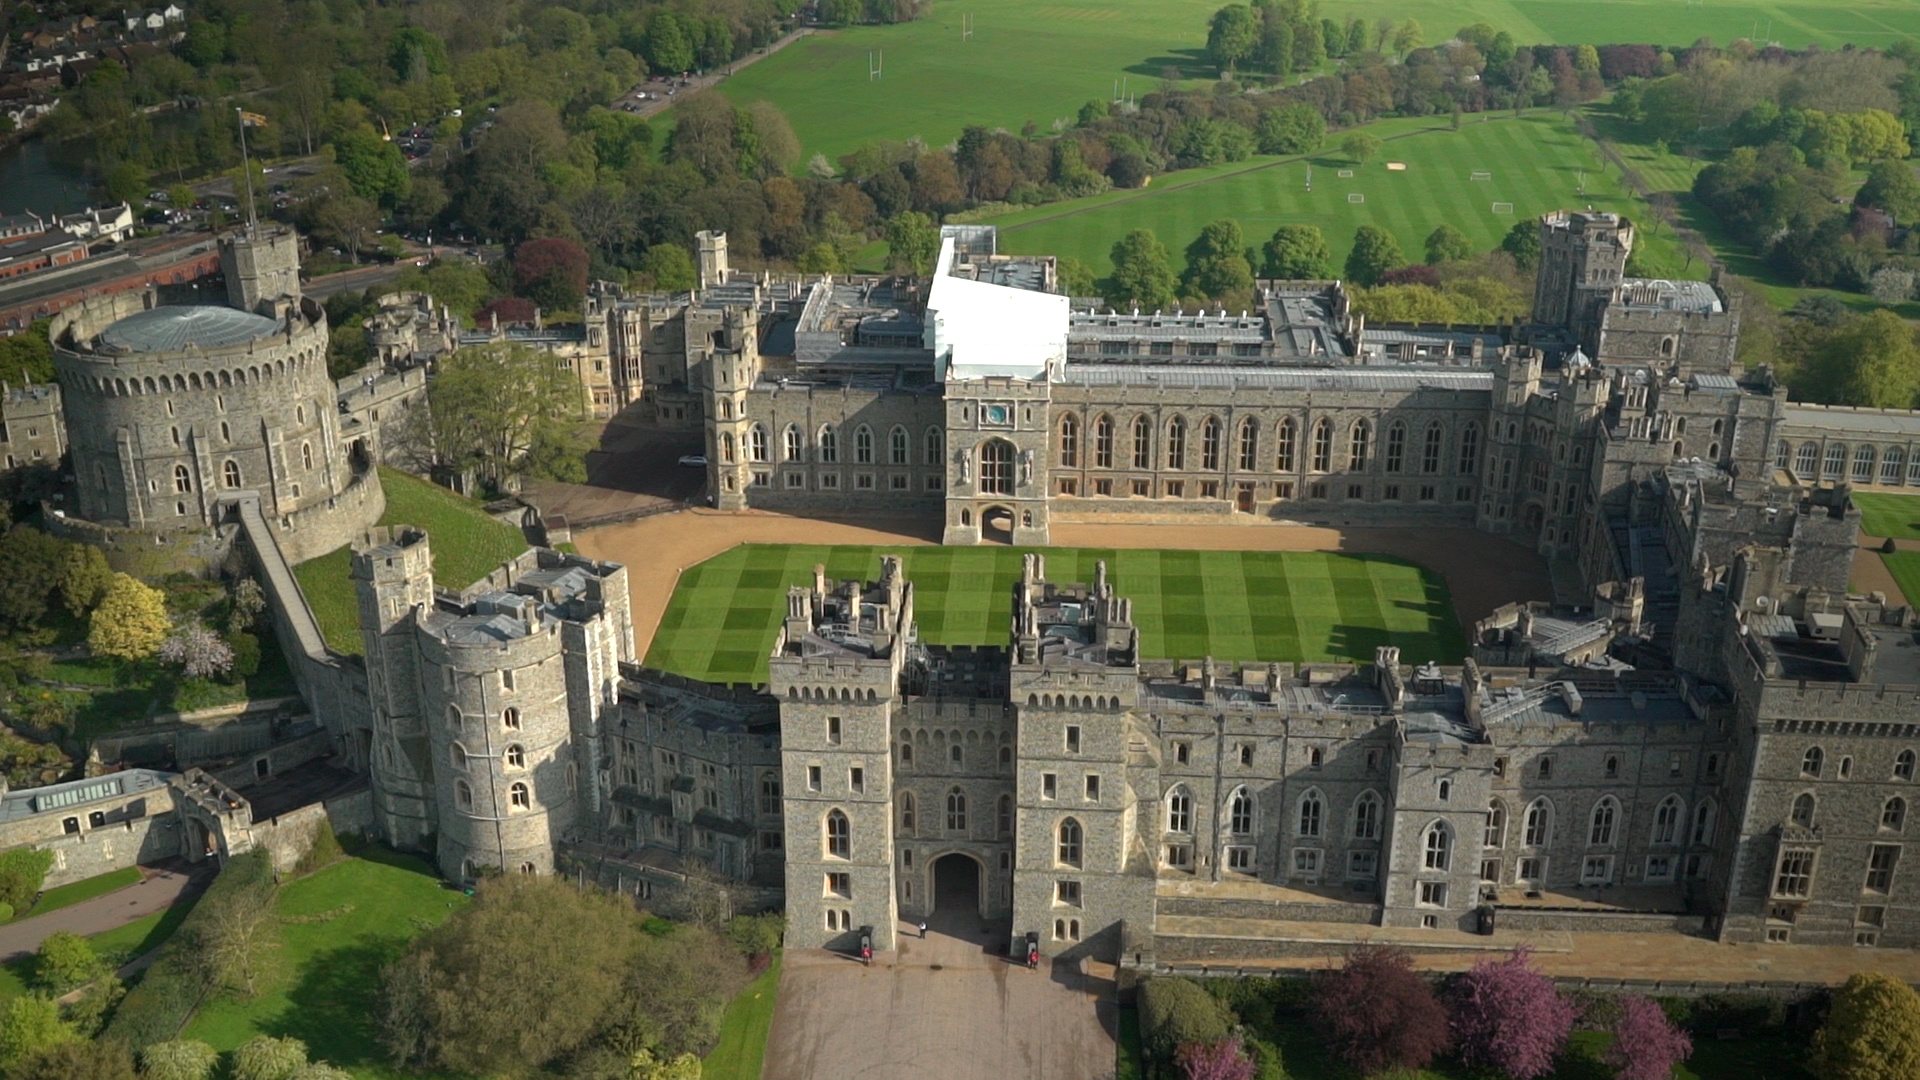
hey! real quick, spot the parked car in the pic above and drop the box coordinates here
[677,455,707,467]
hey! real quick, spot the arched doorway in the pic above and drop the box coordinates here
[981,505,1015,544]
[930,852,985,926]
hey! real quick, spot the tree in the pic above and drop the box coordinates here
[1254,104,1325,155]
[34,932,106,993]
[1340,132,1382,164]
[665,92,738,178]
[626,1049,701,1080]
[1501,219,1542,270]
[0,320,52,386]
[742,102,800,178]
[1425,223,1474,265]
[0,848,53,913]
[197,874,277,996]
[1345,225,1403,286]
[1605,995,1692,1080]
[10,1037,135,1080]
[305,195,380,263]
[157,625,236,680]
[140,1041,219,1080]
[1812,310,1920,409]
[1392,18,1423,56]
[1309,946,1450,1076]
[1183,219,1254,302]
[639,245,697,291]
[1177,1038,1255,1080]
[0,997,76,1072]
[1207,5,1258,73]
[1057,256,1098,297]
[89,574,170,662]
[103,160,148,207]
[54,543,112,619]
[513,238,590,314]
[885,211,940,275]
[1108,229,1179,310]
[1261,224,1331,279]
[332,129,410,205]
[1814,972,1920,1080]
[399,342,588,490]
[0,527,70,633]
[230,1037,308,1080]
[1856,161,1920,221]
[393,262,494,321]
[1138,978,1231,1069]
[1447,948,1577,1080]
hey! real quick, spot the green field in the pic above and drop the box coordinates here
[701,953,782,1080]
[294,467,530,654]
[983,111,1696,281]
[645,544,1466,685]
[714,0,1920,164]
[1853,491,1920,541]
[1883,550,1920,607]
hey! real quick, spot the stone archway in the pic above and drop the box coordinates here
[930,851,986,924]
[981,506,1015,544]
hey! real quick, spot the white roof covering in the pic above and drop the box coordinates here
[925,236,1068,381]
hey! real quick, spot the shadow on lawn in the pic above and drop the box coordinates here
[1124,49,1211,80]
[269,939,411,1067]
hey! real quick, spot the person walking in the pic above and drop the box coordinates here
[918,919,928,939]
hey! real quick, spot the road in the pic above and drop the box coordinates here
[0,862,214,962]
[612,28,815,119]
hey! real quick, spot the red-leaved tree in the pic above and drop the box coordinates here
[1309,946,1451,1075]
[1448,947,1578,1080]
[1176,1038,1255,1080]
[1605,995,1693,1080]
[475,297,537,328]
[512,237,590,313]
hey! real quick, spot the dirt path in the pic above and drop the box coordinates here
[0,862,212,962]
[573,509,1550,664]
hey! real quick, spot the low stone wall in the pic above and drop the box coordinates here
[1049,499,1478,527]
[268,466,387,565]
[1155,896,1379,924]
[1493,908,1707,935]
[205,730,333,791]
[40,815,181,888]
[42,512,237,577]
[242,782,374,874]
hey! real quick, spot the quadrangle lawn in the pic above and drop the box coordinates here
[1854,491,1920,542]
[644,544,1467,686]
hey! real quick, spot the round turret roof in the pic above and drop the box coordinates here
[98,305,280,353]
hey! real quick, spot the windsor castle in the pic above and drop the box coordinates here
[11,212,1920,967]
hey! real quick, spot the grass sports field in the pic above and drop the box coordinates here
[644,544,1466,685]
[1854,492,1920,541]
[983,111,1696,282]
[715,0,1920,163]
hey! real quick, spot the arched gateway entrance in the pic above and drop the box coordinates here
[930,852,986,927]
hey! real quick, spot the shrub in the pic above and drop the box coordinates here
[10,1037,135,1080]
[1447,947,1577,1080]
[1814,972,1920,1080]
[231,1037,310,1080]
[0,848,54,913]
[0,996,77,1071]
[1309,946,1450,1076]
[140,1040,220,1080]
[726,913,784,957]
[33,931,106,992]
[226,631,261,680]
[1884,536,1899,555]
[1139,978,1231,1069]
[1606,995,1694,1080]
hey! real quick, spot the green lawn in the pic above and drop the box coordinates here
[1854,492,1920,542]
[1881,551,1920,609]
[645,544,1466,685]
[0,888,202,1004]
[294,467,530,654]
[21,866,143,920]
[983,111,1695,283]
[181,847,467,1080]
[701,953,781,1080]
[713,0,1920,165]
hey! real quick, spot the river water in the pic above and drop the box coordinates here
[0,138,93,217]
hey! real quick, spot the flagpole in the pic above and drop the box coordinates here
[234,107,258,235]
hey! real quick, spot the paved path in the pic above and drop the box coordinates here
[0,863,211,962]
[764,921,1117,1080]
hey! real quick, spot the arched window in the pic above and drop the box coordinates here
[300,442,313,470]
[1349,420,1371,471]
[1385,421,1406,473]
[503,707,521,730]
[980,440,1014,495]
[1166,786,1193,833]
[889,425,909,465]
[900,741,913,765]
[1093,414,1114,468]
[924,426,943,465]
[1059,414,1079,467]
[1690,800,1716,846]
[1351,792,1380,840]
[1803,747,1823,777]
[826,809,850,857]
[1795,442,1818,475]
[1132,415,1152,469]
[946,788,968,832]
[1311,418,1332,472]
[1166,416,1187,469]
[997,794,1013,837]
[1791,793,1815,827]
[949,743,963,765]
[504,744,525,769]
[1886,446,1908,484]
[1485,800,1506,848]
[1276,417,1296,471]
[1228,786,1254,835]
[1776,440,1792,468]
[1458,422,1481,475]
[454,780,472,810]
[1237,418,1258,470]
[747,425,768,462]
[1423,821,1451,870]
[1523,798,1552,847]
[1589,798,1618,846]
[173,464,192,493]
[1058,818,1083,866]
[1297,789,1323,838]
[855,425,874,464]
[222,460,241,488]
[509,782,530,809]
[1416,423,1441,474]
[1201,417,1222,471]
[899,791,916,832]
[1651,796,1681,845]
[450,744,468,770]
[1885,797,1907,832]
[784,424,804,461]
[1824,442,1847,477]
[1899,750,1916,780]
[1854,444,1877,482]
[818,425,838,463]
[721,433,735,463]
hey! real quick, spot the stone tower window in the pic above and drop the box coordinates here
[997,794,1012,836]
[1165,786,1193,834]
[899,792,915,833]
[1604,755,1619,779]
[1057,818,1082,867]
[1201,417,1221,471]
[1883,797,1906,832]
[889,426,909,466]
[824,809,850,857]
[1275,417,1295,472]
[450,744,467,770]
[899,742,913,766]
[1296,790,1323,838]
[1691,801,1715,845]
[1437,779,1451,801]
[748,425,768,462]
[1523,799,1552,846]
[301,442,313,470]
[220,421,231,442]
[1131,415,1152,469]
[945,789,967,832]
[173,465,192,493]
[1057,414,1079,467]
[979,440,1014,495]
[1791,793,1815,827]
[1898,750,1916,781]
[855,425,873,464]
[1385,422,1406,473]
[509,782,530,809]
[1348,420,1371,471]
[818,425,837,463]
[1166,416,1186,470]
[1093,414,1114,468]
[222,461,241,488]
[1237,418,1259,471]
[1660,336,1676,357]
[1423,821,1451,870]
[949,743,963,765]
[1485,800,1506,848]
[827,716,841,745]
[1228,787,1254,836]
[1802,747,1823,777]
[454,780,472,810]
[1311,419,1332,472]
[505,744,525,768]
[1422,424,1444,474]
[170,426,180,446]
[503,707,521,730]
[1589,798,1618,846]
[1352,792,1381,840]
[924,426,943,466]
[1652,796,1681,845]
[296,404,306,423]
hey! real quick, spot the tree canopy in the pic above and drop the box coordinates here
[1345,225,1403,286]
[398,341,589,490]
[1814,972,1920,1080]
[1108,229,1179,310]
[1182,219,1255,303]
[1261,224,1331,279]
[88,574,171,662]
[1309,947,1450,1076]
[1424,224,1474,265]
[1447,948,1576,1080]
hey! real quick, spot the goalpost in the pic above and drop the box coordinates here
[1491,201,1514,214]
[1337,169,1355,178]
[1348,193,1365,204]
[1470,171,1493,181]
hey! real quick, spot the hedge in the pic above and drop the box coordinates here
[1138,977,1232,1074]
[103,850,276,1049]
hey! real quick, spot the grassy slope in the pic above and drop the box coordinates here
[984,110,1695,282]
[646,544,1466,684]
[294,468,529,655]
[181,848,467,1080]
[701,953,781,1080]
[1853,492,1920,541]
[713,0,1920,165]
